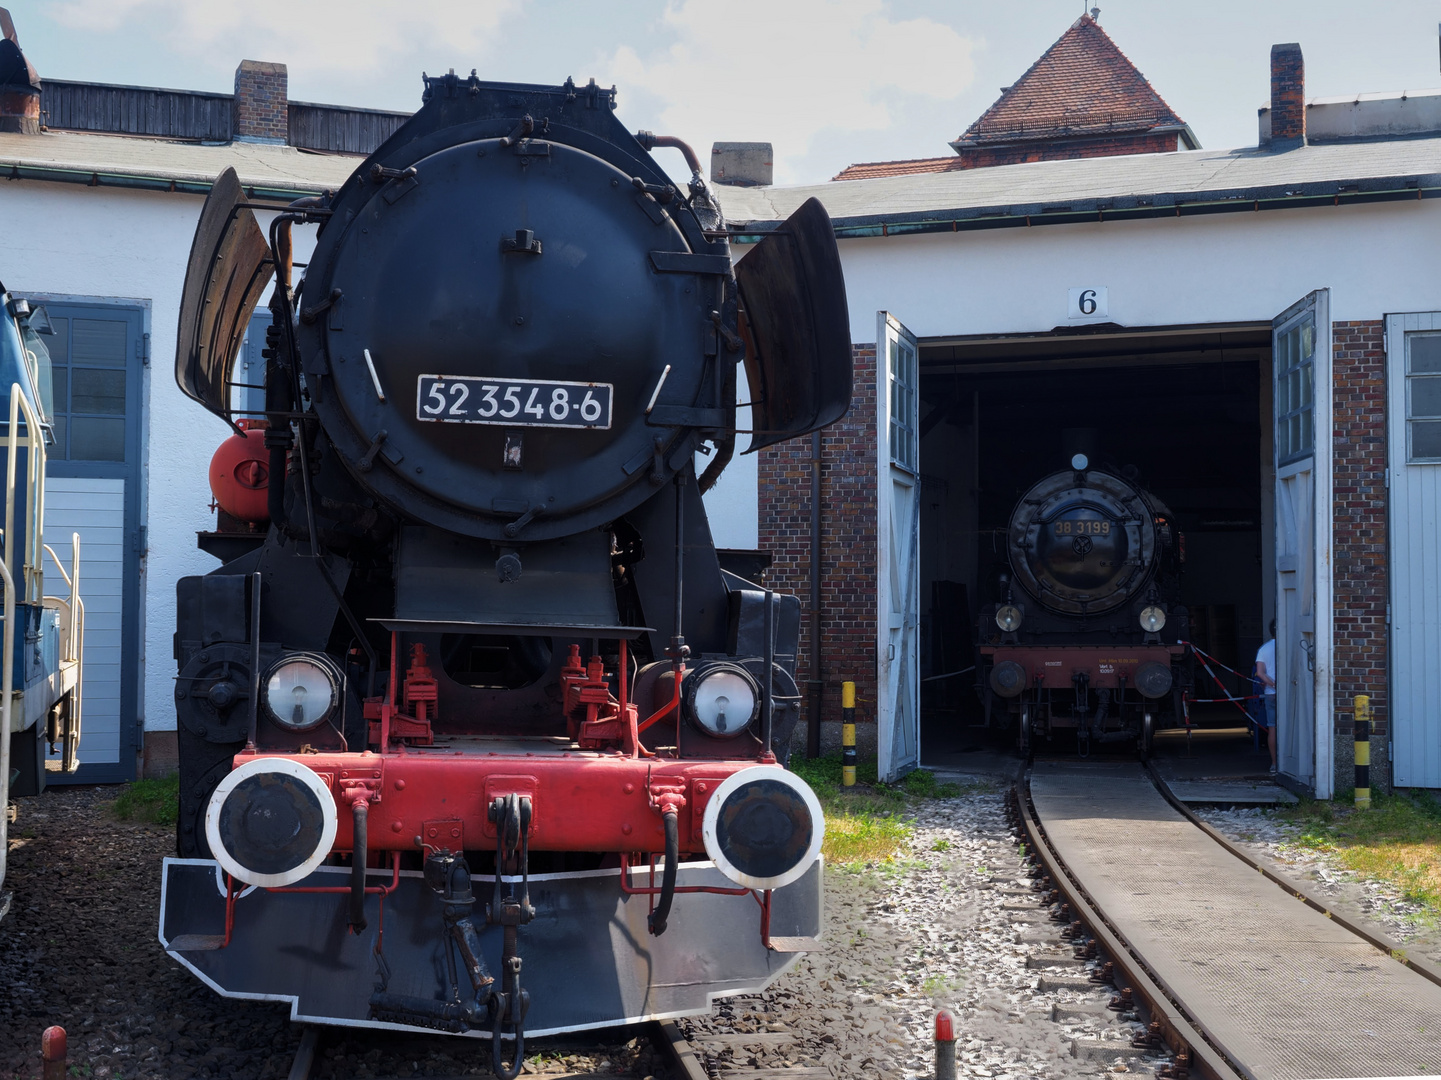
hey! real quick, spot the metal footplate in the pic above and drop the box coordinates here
[161,853,819,1037]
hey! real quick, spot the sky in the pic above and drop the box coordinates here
[6,0,1441,186]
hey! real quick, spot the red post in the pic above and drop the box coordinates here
[41,1026,66,1080]
[934,1010,956,1080]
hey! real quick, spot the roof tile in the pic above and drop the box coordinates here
[957,15,1185,146]
[832,156,959,182]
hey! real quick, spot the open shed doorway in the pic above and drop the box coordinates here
[915,324,1275,761]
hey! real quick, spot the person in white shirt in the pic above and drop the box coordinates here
[1254,620,1277,776]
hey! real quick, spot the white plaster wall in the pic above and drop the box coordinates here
[694,364,758,550]
[827,198,1441,343]
[0,182,329,734]
[724,195,1441,542]
[0,181,212,737]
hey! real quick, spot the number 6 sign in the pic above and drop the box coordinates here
[1067,286,1109,321]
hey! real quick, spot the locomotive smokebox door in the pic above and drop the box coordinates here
[735,198,853,451]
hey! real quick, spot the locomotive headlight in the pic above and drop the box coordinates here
[686,663,760,738]
[263,654,340,732]
[702,765,825,890]
[995,605,1023,632]
[1139,606,1167,633]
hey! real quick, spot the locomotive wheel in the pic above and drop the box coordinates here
[1139,712,1155,759]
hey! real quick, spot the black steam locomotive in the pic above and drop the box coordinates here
[977,455,1191,755]
[161,73,850,1074]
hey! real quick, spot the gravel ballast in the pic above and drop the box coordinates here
[0,786,670,1079]
[683,779,1166,1079]
[14,777,1402,1079]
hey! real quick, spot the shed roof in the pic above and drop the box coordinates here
[0,127,358,199]
[955,15,1188,149]
[723,137,1441,238]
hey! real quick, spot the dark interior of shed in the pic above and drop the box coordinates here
[915,326,1272,755]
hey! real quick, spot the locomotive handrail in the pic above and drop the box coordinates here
[42,535,84,773]
[0,512,20,909]
[43,537,83,663]
[4,382,46,605]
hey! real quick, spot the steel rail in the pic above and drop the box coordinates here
[651,1019,710,1080]
[1012,779,1247,1080]
[1142,761,1441,990]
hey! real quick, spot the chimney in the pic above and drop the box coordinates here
[0,8,40,135]
[711,142,773,187]
[233,60,288,144]
[1267,43,1306,150]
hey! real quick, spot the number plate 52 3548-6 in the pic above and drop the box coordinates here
[416,375,613,430]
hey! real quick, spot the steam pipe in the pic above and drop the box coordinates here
[634,132,703,177]
[264,213,378,699]
[763,588,775,758]
[266,445,285,528]
[807,430,823,759]
[647,808,680,936]
[349,798,369,933]
[247,571,262,750]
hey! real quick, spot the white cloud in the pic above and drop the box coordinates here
[602,0,975,183]
[50,0,522,76]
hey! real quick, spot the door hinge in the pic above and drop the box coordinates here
[133,525,148,555]
[1386,602,1391,624]
[138,332,151,366]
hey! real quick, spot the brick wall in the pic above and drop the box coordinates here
[1331,319,1389,791]
[758,344,879,752]
[233,60,288,142]
[955,130,1177,169]
[1269,43,1306,146]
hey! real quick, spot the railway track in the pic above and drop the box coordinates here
[1012,759,1441,1080]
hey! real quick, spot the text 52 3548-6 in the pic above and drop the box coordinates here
[416,375,613,430]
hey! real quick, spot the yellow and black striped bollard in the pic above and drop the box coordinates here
[1354,694,1371,810]
[842,681,857,787]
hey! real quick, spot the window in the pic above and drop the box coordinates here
[1406,333,1441,462]
[45,314,129,462]
[888,332,917,471]
[1275,317,1314,464]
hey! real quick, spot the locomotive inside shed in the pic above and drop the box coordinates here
[914,324,1275,746]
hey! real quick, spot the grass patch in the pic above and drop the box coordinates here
[1278,789,1441,913]
[112,774,179,827]
[789,755,975,870]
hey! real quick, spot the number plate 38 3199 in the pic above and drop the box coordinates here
[416,375,613,430]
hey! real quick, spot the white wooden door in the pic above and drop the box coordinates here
[876,313,920,782]
[1385,312,1441,788]
[1272,292,1333,797]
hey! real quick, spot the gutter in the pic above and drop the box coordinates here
[0,160,325,202]
[727,174,1441,244]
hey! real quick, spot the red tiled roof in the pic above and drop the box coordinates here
[956,15,1186,146]
[832,156,959,182]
